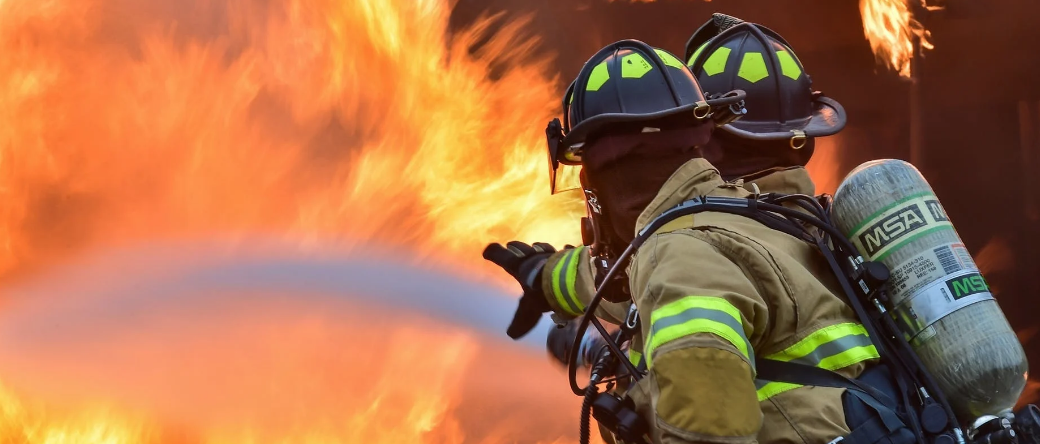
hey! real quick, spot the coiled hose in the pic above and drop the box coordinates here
[580,384,598,444]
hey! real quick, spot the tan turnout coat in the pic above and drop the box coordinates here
[541,159,880,444]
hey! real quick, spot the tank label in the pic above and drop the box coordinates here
[886,242,978,305]
[892,268,994,339]
[946,272,989,299]
[849,193,955,261]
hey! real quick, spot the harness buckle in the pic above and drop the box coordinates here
[624,305,639,331]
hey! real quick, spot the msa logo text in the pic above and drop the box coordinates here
[946,273,989,300]
[859,205,928,256]
[925,199,949,222]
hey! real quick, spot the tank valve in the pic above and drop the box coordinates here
[971,416,1018,444]
[1013,405,1040,444]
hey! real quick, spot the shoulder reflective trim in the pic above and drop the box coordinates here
[737,52,768,83]
[551,247,586,316]
[621,52,653,78]
[754,323,881,401]
[586,61,610,91]
[775,50,802,80]
[645,296,754,370]
[702,47,732,76]
[655,49,684,69]
[687,43,708,67]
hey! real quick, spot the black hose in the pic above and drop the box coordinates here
[569,242,641,396]
[580,384,598,444]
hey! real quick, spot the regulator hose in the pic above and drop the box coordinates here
[580,384,598,444]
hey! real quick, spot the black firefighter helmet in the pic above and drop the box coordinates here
[545,39,746,194]
[684,13,846,148]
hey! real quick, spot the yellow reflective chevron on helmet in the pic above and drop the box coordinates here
[586,61,610,91]
[628,349,643,367]
[687,42,708,67]
[696,45,802,83]
[737,52,768,83]
[702,47,731,76]
[654,49,684,69]
[621,52,653,78]
[775,50,802,80]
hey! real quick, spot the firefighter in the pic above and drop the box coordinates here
[484,20,916,444]
[490,13,851,370]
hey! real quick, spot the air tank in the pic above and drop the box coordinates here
[831,159,1028,423]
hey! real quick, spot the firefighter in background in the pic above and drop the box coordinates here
[488,13,851,369]
[484,19,914,444]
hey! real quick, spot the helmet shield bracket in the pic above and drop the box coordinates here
[546,117,582,194]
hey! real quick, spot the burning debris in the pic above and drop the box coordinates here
[859,0,936,77]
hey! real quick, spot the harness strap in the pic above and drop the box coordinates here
[758,358,910,444]
[637,195,925,444]
[842,415,889,444]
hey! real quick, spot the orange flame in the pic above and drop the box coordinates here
[619,0,935,77]
[0,0,585,282]
[0,287,589,443]
[0,0,588,441]
[859,0,935,78]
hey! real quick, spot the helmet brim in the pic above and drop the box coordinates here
[720,95,847,141]
[560,92,742,152]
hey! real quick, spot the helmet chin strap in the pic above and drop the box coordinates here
[704,132,816,182]
[579,170,610,255]
[579,171,631,304]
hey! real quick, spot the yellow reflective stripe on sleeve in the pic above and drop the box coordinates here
[818,344,881,371]
[754,322,881,401]
[550,247,586,316]
[756,381,800,402]
[628,349,643,367]
[645,296,753,369]
[766,323,869,362]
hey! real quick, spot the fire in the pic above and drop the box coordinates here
[0,0,588,441]
[805,133,844,195]
[859,0,935,77]
[0,0,584,282]
[0,245,590,443]
[618,0,935,77]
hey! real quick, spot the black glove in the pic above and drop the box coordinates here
[483,241,557,339]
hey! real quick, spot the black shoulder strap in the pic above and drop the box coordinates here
[755,357,892,405]
[632,195,936,443]
[756,358,910,436]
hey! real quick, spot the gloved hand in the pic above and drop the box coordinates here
[483,241,557,339]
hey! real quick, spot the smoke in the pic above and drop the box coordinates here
[0,239,575,442]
